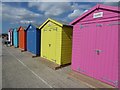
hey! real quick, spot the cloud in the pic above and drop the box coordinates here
[84,9,88,13]
[2,3,42,21]
[0,2,1,32]
[19,20,35,24]
[0,2,2,18]
[28,2,39,7]
[2,0,120,2]
[28,2,94,21]
[68,2,119,20]
[103,0,119,2]
[28,2,71,16]
[71,3,93,10]
[68,3,92,19]
[2,0,70,2]
[68,9,84,19]
[102,2,119,6]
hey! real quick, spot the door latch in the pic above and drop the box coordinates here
[95,49,102,55]
[49,44,51,47]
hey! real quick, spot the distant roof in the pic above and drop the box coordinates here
[13,28,18,32]
[51,18,70,26]
[70,4,120,25]
[21,26,27,29]
[31,23,41,28]
[39,18,72,29]
[8,28,13,32]
[18,26,27,31]
[25,23,41,31]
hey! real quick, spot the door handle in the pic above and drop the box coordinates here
[95,49,102,55]
[49,44,51,47]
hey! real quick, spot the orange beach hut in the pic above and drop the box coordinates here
[18,26,27,51]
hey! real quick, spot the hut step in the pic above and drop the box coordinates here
[39,57,71,70]
[68,71,115,89]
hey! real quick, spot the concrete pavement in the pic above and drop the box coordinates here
[2,46,89,88]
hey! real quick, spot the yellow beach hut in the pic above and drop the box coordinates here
[39,18,73,65]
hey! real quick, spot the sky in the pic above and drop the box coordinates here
[1,1,119,33]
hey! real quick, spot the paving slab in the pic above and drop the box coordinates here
[2,46,89,88]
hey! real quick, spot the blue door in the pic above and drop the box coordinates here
[27,25,40,56]
[27,30,31,52]
[13,28,18,47]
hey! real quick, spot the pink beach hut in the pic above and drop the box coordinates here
[70,4,120,87]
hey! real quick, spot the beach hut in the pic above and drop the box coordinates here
[13,28,19,48]
[39,18,73,65]
[26,24,40,56]
[8,28,13,46]
[18,26,27,51]
[70,4,120,87]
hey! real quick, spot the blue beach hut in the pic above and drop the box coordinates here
[13,28,19,48]
[26,24,40,56]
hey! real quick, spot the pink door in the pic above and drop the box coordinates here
[95,20,118,87]
[72,20,119,87]
[72,22,97,77]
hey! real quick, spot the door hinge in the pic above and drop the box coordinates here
[80,25,83,29]
[53,27,57,31]
[44,29,47,31]
[80,24,88,29]
[43,55,45,58]
[77,67,87,73]
[96,24,102,27]
[108,22,120,26]
[52,59,56,62]
[101,77,118,87]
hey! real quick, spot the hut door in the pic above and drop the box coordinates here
[8,32,10,41]
[48,28,56,62]
[27,30,31,51]
[30,30,35,53]
[32,30,36,54]
[76,23,96,77]
[11,32,13,45]
[42,29,49,59]
[14,31,18,47]
[95,21,118,86]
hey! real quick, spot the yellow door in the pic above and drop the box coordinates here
[41,25,62,65]
[41,29,49,59]
[48,29,56,63]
